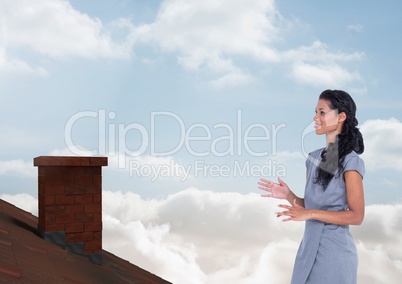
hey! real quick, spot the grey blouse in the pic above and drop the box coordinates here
[291,148,365,284]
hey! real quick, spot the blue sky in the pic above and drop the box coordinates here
[1,1,402,282]
[1,0,401,203]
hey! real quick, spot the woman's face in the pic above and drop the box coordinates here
[313,99,343,135]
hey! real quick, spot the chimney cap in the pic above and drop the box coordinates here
[34,156,108,167]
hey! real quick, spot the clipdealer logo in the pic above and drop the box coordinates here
[64,109,288,180]
[128,159,286,182]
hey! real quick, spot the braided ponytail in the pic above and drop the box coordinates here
[314,90,364,189]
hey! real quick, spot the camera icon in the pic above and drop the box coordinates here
[301,121,316,159]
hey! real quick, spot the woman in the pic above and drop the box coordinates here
[258,90,365,284]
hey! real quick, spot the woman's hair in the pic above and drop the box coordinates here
[314,89,364,189]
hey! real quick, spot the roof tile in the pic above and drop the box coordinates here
[0,199,171,284]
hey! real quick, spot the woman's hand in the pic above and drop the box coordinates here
[258,177,291,200]
[276,199,311,222]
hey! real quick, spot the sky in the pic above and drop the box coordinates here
[0,0,401,283]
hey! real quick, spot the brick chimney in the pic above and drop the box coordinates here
[33,156,108,265]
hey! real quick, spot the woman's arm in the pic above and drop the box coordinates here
[277,170,364,225]
[286,190,305,208]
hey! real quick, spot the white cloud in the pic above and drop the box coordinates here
[0,47,48,75]
[107,153,194,182]
[0,0,365,87]
[291,61,361,87]
[0,0,131,72]
[2,189,402,283]
[129,1,365,87]
[46,147,193,182]
[102,189,402,283]
[357,242,402,284]
[209,70,255,88]
[0,159,36,177]
[352,203,402,284]
[134,0,281,59]
[103,215,206,284]
[131,0,282,87]
[0,193,38,215]
[271,150,305,163]
[285,41,364,87]
[103,189,302,284]
[48,147,95,156]
[0,146,95,178]
[284,40,364,63]
[360,118,402,171]
[347,24,364,33]
[348,86,368,96]
[352,204,402,255]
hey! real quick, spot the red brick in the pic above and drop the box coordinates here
[38,184,45,195]
[61,157,82,166]
[34,156,62,166]
[93,231,102,240]
[43,166,65,176]
[45,214,56,225]
[93,212,101,222]
[74,213,94,223]
[84,222,102,232]
[65,184,85,195]
[75,232,93,242]
[64,176,75,185]
[39,203,45,214]
[84,240,102,251]
[85,203,101,213]
[85,184,101,194]
[38,176,45,185]
[34,155,108,237]
[45,185,65,195]
[42,176,63,185]
[92,176,102,186]
[74,194,93,204]
[44,195,56,206]
[65,204,84,213]
[80,157,90,166]
[38,213,46,228]
[65,233,75,243]
[43,176,74,186]
[56,213,74,224]
[92,194,101,203]
[43,224,65,232]
[38,214,44,224]
[42,176,64,185]
[65,167,85,176]
[38,167,46,176]
[45,205,66,214]
[66,223,84,233]
[74,176,93,186]
[89,157,107,166]
[56,195,75,205]
[85,167,101,176]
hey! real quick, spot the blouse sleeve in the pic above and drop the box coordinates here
[343,153,365,179]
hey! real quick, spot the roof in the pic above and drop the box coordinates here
[0,198,172,284]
